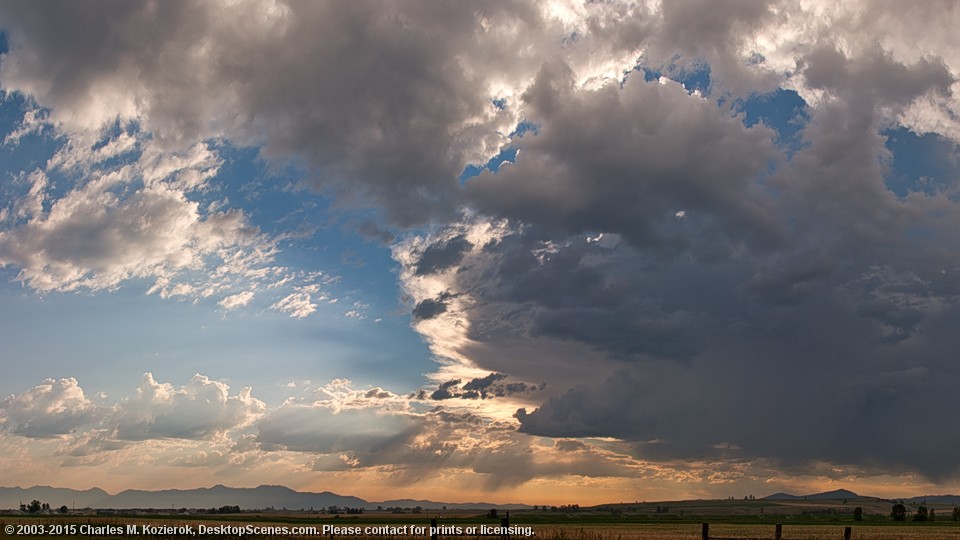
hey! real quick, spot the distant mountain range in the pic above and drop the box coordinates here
[903,495,960,505]
[763,489,861,501]
[0,485,531,511]
[5,485,960,512]
[763,489,960,505]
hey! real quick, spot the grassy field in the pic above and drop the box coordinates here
[3,515,960,539]
[536,524,960,539]
[3,497,959,539]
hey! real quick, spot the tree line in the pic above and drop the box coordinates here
[890,503,960,522]
[19,500,69,514]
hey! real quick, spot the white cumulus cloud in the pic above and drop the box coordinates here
[112,373,265,441]
[218,291,255,311]
[271,291,317,318]
[0,378,101,438]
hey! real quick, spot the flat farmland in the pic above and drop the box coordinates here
[4,516,960,540]
[531,523,960,539]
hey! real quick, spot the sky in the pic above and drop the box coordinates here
[1,0,960,506]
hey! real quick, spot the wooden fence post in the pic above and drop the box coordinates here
[701,523,709,540]
[843,526,851,540]
[431,518,438,540]
[775,523,782,540]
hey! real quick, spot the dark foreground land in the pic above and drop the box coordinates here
[3,497,960,539]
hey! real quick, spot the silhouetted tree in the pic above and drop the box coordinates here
[891,503,907,521]
[853,507,863,521]
[930,508,936,522]
[27,500,42,513]
[913,506,928,522]
[487,509,498,519]
[58,505,69,514]
[952,506,960,522]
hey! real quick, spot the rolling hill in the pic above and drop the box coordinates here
[0,485,528,511]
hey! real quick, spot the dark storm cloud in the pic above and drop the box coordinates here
[462,373,507,392]
[460,372,506,399]
[505,63,960,478]
[412,298,449,321]
[856,299,923,344]
[414,235,474,275]
[0,0,541,226]
[652,0,779,94]
[517,329,960,481]
[466,61,782,252]
[429,373,540,401]
[364,388,393,399]
[429,379,462,401]
[744,250,835,306]
[402,30,960,479]
[497,245,960,478]
[801,46,954,108]
[412,291,459,321]
[412,230,739,362]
